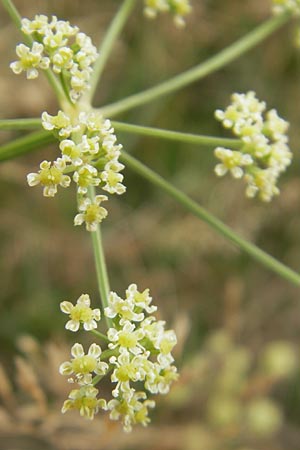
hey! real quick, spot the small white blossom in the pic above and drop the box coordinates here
[59,343,108,384]
[60,139,83,166]
[60,293,101,331]
[101,161,126,195]
[74,195,108,232]
[41,110,74,138]
[73,164,101,194]
[27,158,70,197]
[144,0,191,26]
[214,91,292,202]
[107,390,155,432]
[214,147,253,179]
[110,350,149,397]
[272,0,300,16]
[104,291,145,323]
[10,42,50,79]
[108,320,145,355]
[13,16,98,103]
[62,385,107,420]
[125,283,157,314]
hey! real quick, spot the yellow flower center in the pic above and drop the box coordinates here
[118,332,138,349]
[72,355,97,374]
[70,304,93,322]
[39,167,62,186]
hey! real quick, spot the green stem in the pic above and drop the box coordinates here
[99,13,290,117]
[87,186,113,327]
[0,118,42,131]
[2,0,71,106]
[90,329,109,343]
[112,121,241,148]
[87,0,137,104]
[121,151,300,287]
[0,130,55,162]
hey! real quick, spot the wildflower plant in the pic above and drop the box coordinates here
[1,0,300,434]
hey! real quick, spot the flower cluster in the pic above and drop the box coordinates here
[271,0,300,16]
[60,284,178,432]
[143,0,192,27]
[10,15,98,102]
[214,91,292,202]
[27,109,125,230]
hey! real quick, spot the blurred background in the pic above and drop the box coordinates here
[0,0,300,449]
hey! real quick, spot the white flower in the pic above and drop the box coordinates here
[145,363,178,394]
[214,147,253,179]
[21,15,51,35]
[214,92,292,201]
[101,161,126,195]
[245,169,280,202]
[41,110,74,138]
[59,139,82,166]
[62,385,107,420]
[73,164,101,194]
[27,158,70,197]
[125,283,157,314]
[108,320,145,355]
[110,350,149,397]
[59,343,108,384]
[10,42,50,79]
[60,293,101,331]
[104,291,144,323]
[272,0,300,16]
[74,195,108,232]
[264,109,289,142]
[144,0,191,26]
[78,135,100,156]
[107,389,155,432]
[52,46,74,73]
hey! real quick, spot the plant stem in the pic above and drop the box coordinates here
[121,151,300,287]
[90,329,109,342]
[99,13,290,117]
[2,0,71,106]
[0,118,41,131]
[87,0,137,104]
[0,130,55,161]
[87,186,113,327]
[112,121,241,148]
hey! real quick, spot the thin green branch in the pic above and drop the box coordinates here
[2,0,71,106]
[90,329,109,342]
[87,186,113,328]
[0,118,42,131]
[87,0,137,104]
[112,121,241,148]
[0,130,55,162]
[99,13,290,117]
[121,151,300,287]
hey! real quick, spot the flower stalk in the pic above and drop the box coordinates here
[87,186,113,327]
[121,150,300,287]
[99,13,290,117]
[87,0,137,103]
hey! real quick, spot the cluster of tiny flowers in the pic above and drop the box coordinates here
[214,91,292,202]
[143,0,192,27]
[59,285,178,432]
[10,15,98,102]
[271,0,300,16]
[27,110,125,230]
